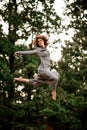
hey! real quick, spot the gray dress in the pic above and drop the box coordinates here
[18,47,60,90]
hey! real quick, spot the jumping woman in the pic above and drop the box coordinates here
[14,35,60,100]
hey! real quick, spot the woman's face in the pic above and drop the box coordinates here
[37,38,45,48]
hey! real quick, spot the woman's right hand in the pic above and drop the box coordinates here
[15,51,19,56]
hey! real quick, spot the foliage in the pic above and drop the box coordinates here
[57,0,87,129]
[0,0,87,130]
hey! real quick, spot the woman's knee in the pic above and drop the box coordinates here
[52,75,59,83]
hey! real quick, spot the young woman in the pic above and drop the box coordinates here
[14,35,60,100]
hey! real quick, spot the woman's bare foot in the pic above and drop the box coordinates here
[14,76,29,83]
[52,90,56,101]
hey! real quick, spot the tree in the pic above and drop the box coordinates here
[61,0,87,95]
[57,0,87,129]
[0,0,61,101]
[0,0,62,129]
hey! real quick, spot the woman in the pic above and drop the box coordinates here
[14,35,60,100]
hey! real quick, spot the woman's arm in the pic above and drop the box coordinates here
[15,48,39,56]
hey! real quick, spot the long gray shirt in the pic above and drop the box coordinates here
[18,47,51,71]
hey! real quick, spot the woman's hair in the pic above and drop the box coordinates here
[33,34,49,48]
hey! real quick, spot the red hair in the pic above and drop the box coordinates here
[33,35,49,48]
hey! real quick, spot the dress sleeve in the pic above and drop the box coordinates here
[18,48,39,55]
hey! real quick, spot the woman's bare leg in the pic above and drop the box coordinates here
[52,90,56,100]
[14,76,29,83]
[14,77,56,100]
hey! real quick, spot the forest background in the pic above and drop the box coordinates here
[0,0,87,130]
